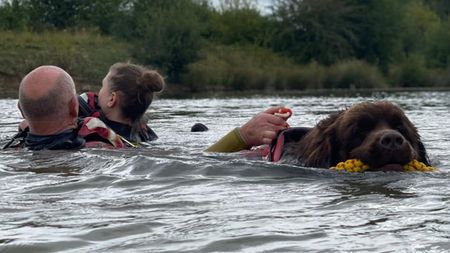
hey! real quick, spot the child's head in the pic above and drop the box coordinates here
[98,63,164,125]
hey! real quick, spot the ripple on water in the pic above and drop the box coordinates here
[0,92,450,252]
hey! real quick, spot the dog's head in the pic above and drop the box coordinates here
[283,101,429,171]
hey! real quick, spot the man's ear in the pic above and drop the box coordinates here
[69,96,78,117]
[17,102,25,118]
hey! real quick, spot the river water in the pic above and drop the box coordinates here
[0,91,449,252]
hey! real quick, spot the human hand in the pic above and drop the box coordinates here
[239,106,292,147]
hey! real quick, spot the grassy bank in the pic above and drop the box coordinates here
[1,31,449,99]
[0,30,130,95]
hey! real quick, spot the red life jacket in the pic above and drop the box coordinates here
[77,92,158,144]
[78,117,124,148]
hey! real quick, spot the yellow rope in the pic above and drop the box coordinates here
[118,135,139,148]
[330,159,437,173]
[403,159,437,172]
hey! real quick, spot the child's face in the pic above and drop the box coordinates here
[98,71,114,112]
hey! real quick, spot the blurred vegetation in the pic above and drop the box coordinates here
[0,0,449,96]
[182,45,308,91]
[0,29,130,93]
[324,60,386,89]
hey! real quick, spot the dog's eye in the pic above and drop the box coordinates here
[348,121,369,142]
[390,115,405,130]
[356,118,373,131]
[394,124,405,132]
[390,119,405,132]
[347,136,363,151]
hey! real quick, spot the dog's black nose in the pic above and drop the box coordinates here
[379,131,405,150]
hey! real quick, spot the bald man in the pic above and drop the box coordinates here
[19,65,79,135]
[4,66,124,150]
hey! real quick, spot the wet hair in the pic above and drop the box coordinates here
[19,69,75,121]
[108,63,165,124]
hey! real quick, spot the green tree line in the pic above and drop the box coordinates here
[1,0,450,95]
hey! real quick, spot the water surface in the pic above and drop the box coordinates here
[1,92,449,252]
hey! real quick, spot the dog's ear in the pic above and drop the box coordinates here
[417,139,431,166]
[401,114,431,166]
[289,111,342,168]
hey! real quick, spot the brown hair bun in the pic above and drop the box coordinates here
[137,70,165,93]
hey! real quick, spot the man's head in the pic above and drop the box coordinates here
[19,66,78,134]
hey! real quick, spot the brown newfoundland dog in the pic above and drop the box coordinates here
[280,101,430,171]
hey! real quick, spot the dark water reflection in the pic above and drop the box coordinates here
[0,91,449,252]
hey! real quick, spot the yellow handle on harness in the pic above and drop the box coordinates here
[330,159,437,173]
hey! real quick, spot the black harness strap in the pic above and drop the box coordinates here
[77,94,94,118]
[268,127,311,162]
[2,127,29,149]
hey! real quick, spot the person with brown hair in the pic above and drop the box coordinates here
[78,63,165,146]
